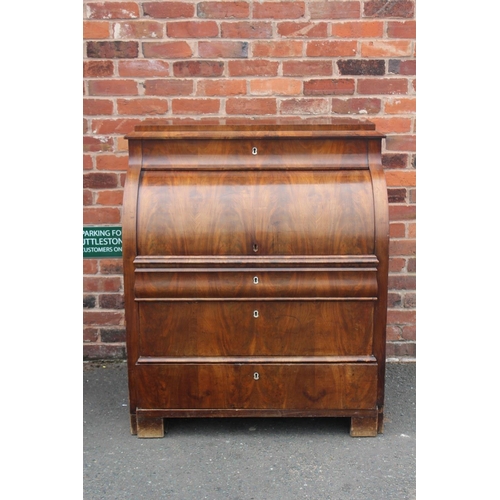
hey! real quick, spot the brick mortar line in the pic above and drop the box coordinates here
[83,72,415,75]
[83,115,416,120]
[84,109,415,114]
[83,96,415,100]
[84,94,415,100]
[84,77,414,86]
[85,119,415,124]
[84,42,415,52]
[84,112,416,118]
[85,39,415,47]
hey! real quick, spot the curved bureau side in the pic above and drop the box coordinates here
[122,139,146,435]
[368,138,390,433]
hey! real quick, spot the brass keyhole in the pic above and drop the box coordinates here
[253,372,260,380]
[253,276,259,284]
[252,147,258,155]
[253,310,259,318]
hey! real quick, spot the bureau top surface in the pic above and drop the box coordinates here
[125,118,384,140]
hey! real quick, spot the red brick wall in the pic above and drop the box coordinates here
[83,0,416,360]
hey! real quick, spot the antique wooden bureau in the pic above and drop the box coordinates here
[123,119,388,438]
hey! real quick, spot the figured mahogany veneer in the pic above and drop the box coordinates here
[124,119,388,438]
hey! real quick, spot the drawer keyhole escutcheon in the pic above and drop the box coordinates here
[253,310,259,318]
[253,372,260,380]
[253,276,259,284]
[253,243,259,253]
[252,147,258,155]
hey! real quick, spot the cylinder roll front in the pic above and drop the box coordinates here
[136,168,375,256]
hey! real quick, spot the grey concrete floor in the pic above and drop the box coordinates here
[83,361,415,500]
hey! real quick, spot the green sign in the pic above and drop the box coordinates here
[83,226,122,258]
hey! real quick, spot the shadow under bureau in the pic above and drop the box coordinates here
[123,119,389,438]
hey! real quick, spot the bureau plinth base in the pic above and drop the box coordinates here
[135,415,165,439]
[350,415,379,437]
[131,409,383,438]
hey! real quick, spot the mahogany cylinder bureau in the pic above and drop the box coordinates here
[123,119,389,438]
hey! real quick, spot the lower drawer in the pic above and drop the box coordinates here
[134,363,378,411]
[138,300,374,357]
[134,269,377,299]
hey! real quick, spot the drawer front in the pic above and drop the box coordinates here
[141,138,371,170]
[134,269,377,299]
[138,301,374,357]
[135,363,378,410]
